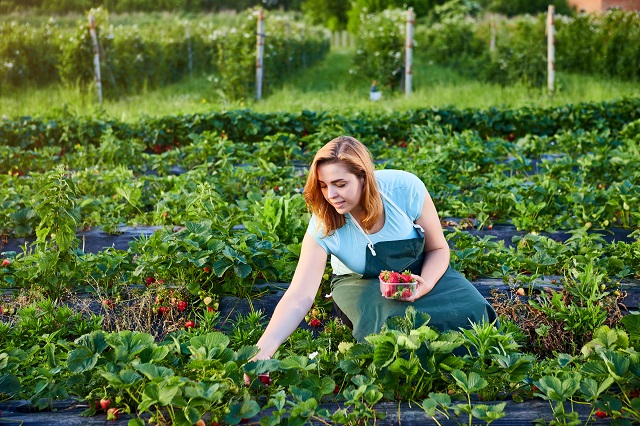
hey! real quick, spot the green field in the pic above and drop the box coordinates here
[2,47,639,121]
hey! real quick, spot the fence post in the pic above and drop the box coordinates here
[186,21,193,77]
[256,8,265,100]
[547,5,555,95]
[405,8,415,97]
[88,14,102,103]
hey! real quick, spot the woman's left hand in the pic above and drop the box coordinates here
[404,274,429,302]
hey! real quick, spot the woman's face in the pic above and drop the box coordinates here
[317,162,365,217]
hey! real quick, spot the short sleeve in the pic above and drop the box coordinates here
[306,215,331,254]
[403,172,427,221]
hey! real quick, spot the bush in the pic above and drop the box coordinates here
[352,8,406,91]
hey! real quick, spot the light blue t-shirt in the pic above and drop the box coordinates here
[306,169,427,275]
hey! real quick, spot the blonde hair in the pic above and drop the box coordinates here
[303,136,382,237]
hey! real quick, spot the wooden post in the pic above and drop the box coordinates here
[547,5,555,95]
[405,8,415,97]
[256,8,265,100]
[186,21,193,77]
[88,14,102,103]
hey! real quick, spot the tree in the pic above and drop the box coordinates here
[476,0,575,16]
[301,0,350,30]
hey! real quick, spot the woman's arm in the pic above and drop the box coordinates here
[252,232,328,359]
[406,189,450,301]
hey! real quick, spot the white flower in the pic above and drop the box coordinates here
[308,351,319,360]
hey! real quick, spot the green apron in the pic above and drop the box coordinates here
[331,214,498,342]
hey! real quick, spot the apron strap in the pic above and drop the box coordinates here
[348,214,377,256]
[347,190,423,256]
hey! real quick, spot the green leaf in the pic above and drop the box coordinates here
[67,346,99,373]
[234,262,252,278]
[0,374,21,395]
[451,370,487,393]
[621,313,640,342]
[420,398,438,416]
[183,406,201,424]
[141,381,181,407]
[135,363,175,381]
[388,357,420,376]
[373,340,396,368]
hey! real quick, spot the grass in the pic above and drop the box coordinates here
[2,47,639,121]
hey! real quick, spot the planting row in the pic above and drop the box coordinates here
[1,123,639,242]
[0,8,329,99]
[2,98,639,150]
[2,300,640,424]
[414,7,640,87]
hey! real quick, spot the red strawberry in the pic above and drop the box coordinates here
[177,301,187,311]
[145,276,156,285]
[158,306,169,315]
[595,410,607,418]
[383,284,395,298]
[333,385,340,394]
[207,306,216,313]
[400,272,413,283]
[387,272,400,283]
[195,420,206,426]
[401,288,412,299]
[203,266,211,273]
[102,299,114,309]
[310,318,321,327]
[1,259,10,267]
[258,373,272,386]
[106,407,119,421]
[185,320,196,329]
[99,398,110,411]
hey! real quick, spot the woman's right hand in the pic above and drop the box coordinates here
[243,349,272,386]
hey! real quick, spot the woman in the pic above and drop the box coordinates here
[251,135,497,362]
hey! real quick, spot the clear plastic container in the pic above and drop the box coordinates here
[380,279,417,300]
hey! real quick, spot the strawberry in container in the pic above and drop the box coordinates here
[379,270,417,300]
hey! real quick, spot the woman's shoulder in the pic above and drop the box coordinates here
[375,169,423,189]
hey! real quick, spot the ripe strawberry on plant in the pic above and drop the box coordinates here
[310,318,321,327]
[145,276,156,285]
[258,373,272,386]
[185,320,196,329]
[99,398,110,411]
[177,300,187,311]
[1,259,10,267]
